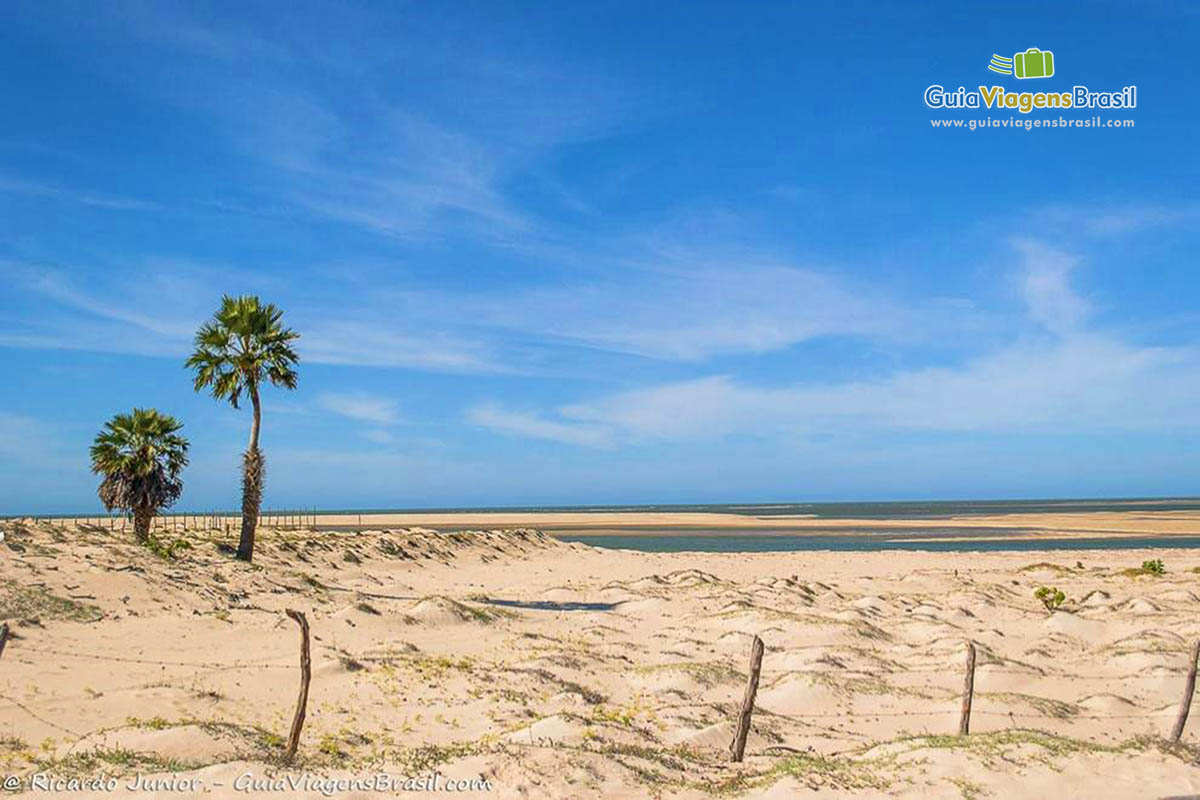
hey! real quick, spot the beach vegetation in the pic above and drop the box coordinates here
[1034,586,1065,613]
[1018,562,1074,574]
[126,716,172,730]
[0,580,102,623]
[89,408,189,546]
[391,741,480,774]
[949,777,987,799]
[33,746,197,778]
[146,535,192,560]
[891,728,1117,769]
[186,295,299,562]
[979,691,1079,719]
[1121,559,1166,577]
[634,661,742,687]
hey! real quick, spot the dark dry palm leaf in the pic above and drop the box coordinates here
[186,294,299,562]
[90,408,189,544]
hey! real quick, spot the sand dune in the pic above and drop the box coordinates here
[1,519,1200,798]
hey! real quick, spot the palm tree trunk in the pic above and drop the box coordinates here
[247,380,262,453]
[237,381,263,562]
[133,506,152,545]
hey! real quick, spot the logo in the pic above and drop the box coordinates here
[989,48,1056,79]
[924,46,1136,116]
[988,54,1013,75]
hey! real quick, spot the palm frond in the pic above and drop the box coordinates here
[186,295,300,405]
[91,408,189,514]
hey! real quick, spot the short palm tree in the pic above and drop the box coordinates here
[186,295,299,561]
[90,408,189,544]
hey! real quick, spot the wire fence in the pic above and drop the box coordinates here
[2,509,321,533]
[1,621,1197,764]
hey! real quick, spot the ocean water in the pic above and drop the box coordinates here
[28,498,1200,553]
[553,532,1200,553]
[538,497,1200,552]
[326,496,1200,519]
[371,497,1200,552]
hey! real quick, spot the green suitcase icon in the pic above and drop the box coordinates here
[1014,48,1054,79]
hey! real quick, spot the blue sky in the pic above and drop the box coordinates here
[2,2,1200,513]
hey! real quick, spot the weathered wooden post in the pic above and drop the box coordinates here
[960,641,976,735]
[729,634,764,763]
[0,622,9,660]
[283,609,312,763]
[1170,639,1200,742]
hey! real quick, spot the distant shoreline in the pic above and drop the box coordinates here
[21,504,1200,541]
[14,496,1200,521]
[16,501,1200,554]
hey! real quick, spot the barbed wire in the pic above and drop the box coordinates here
[0,694,80,737]
[750,663,1188,678]
[751,709,1167,720]
[0,649,1183,760]
[14,646,294,670]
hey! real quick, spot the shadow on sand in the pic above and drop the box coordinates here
[475,597,621,612]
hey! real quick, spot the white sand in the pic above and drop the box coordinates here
[1,518,1199,798]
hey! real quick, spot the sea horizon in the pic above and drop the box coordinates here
[12,494,1200,520]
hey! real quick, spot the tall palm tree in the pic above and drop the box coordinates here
[90,408,189,544]
[186,295,299,562]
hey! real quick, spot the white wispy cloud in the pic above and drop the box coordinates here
[0,261,514,373]
[83,4,642,243]
[471,240,1200,445]
[362,429,395,444]
[299,321,507,373]
[471,264,911,361]
[1012,238,1090,335]
[558,335,1194,440]
[315,392,400,425]
[2,8,938,371]
[467,404,613,448]
[0,175,159,211]
[0,235,941,371]
[1039,203,1200,237]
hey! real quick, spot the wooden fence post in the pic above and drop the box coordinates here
[1171,639,1200,743]
[960,641,976,735]
[283,609,312,763]
[729,634,764,763]
[0,623,9,660]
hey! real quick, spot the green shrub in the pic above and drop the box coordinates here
[146,534,192,560]
[1141,559,1165,575]
[1034,586,1065,613]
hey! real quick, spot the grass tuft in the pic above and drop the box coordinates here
[0,580,102,622]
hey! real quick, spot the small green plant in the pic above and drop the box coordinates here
[0,580,101,622]
[318,733,346,759]
[259,731,284,749]
[146,534,192,560]
[1121,559,1167,578]
[126,716,171,730]
[1034,586,1065,613]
